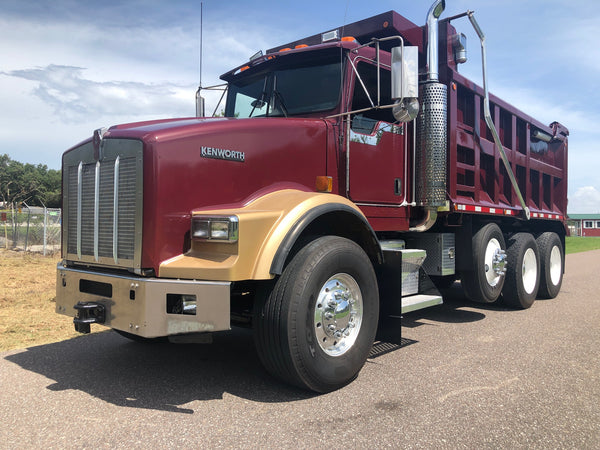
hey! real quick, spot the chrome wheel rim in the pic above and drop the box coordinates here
[549,245,562,286]
[522,248,538,294]
[484,238,505,287]
[314,273,363,357]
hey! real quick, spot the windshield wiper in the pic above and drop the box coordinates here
[249,77,269,117]
[272,90,289,117]
[270,75,288,117]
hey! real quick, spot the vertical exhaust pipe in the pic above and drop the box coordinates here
[426,0,446,82]
[415,0,447,213]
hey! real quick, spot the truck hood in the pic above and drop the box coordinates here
[101,117,332,270]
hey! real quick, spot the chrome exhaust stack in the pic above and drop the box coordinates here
[426,0,446,82]
[416,0,447,211]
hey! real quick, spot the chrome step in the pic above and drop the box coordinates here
[401,294,443,314]
[379,239,406,251]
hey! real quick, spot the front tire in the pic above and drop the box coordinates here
[253,236,379,393]
[502,233,540,309]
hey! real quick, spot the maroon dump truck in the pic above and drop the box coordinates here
[56,0,568,392]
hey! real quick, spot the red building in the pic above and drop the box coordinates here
[568,214,600,237]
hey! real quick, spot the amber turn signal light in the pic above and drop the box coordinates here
[315,176,333,193]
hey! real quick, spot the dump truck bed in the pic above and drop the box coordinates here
[447,69,568,220]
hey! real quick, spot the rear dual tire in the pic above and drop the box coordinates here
[536,232,564,299]
[502,231,564,308]
[462,223,506,303]
[502,233,540,309]
[462,223,564,309]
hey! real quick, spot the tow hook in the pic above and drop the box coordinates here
[73,302,106,334]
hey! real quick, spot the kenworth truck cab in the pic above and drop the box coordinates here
[56,1,568,392]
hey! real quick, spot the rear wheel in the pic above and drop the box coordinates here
[502,233,540,309]
[253,236,379,393]
[462,223,507,303]
[536,232,564,299]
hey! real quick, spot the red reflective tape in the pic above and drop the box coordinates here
[454,204,563,220]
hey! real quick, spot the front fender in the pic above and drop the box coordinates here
[158,190,375,281]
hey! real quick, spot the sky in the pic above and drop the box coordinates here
[1,0,599,213]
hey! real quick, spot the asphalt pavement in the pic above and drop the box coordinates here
[1,250,599,448]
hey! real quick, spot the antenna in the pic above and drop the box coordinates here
[195,1,205,117]
[199,1,203,88]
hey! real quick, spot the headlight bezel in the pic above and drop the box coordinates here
[191,215,239,243]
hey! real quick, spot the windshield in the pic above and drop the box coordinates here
[224,52,343,118]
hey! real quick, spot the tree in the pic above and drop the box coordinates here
[0,154,61,208]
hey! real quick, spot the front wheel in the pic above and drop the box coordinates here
[253,236,379,393]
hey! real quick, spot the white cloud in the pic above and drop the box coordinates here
[0,16,209,94]
[569,186,600,214]
[0,5,286,163]
[2,65,195,123]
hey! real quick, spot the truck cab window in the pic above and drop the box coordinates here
[224,52,343,118]
[350,61,395,130]
[351,115,379,134]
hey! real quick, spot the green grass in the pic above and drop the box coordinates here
[565,236,600,254]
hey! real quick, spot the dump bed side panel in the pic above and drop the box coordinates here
[447,70,568,220]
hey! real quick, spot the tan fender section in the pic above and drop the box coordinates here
[159,189,373,281]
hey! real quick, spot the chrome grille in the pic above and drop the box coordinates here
[63,139,143,270]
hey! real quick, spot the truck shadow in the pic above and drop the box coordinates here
[4,283,519,414]
[401,282,508,328]
[4,328,314,414]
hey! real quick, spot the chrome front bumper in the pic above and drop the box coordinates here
[56,263,231,338]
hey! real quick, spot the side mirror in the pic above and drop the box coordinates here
[391,46,419,122]
[391,46,418,100]
[452,33,468,65]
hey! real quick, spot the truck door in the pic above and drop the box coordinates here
[347,61,406,205]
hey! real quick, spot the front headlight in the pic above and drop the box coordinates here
[191,215,239,243]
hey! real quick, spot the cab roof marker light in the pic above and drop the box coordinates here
[295,44,309,49]
[249,50,263,61]
[341,36,357,43]
[321,29,339,43]
[279,47,292,52]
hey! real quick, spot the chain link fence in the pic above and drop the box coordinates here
[0,206,61,255]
